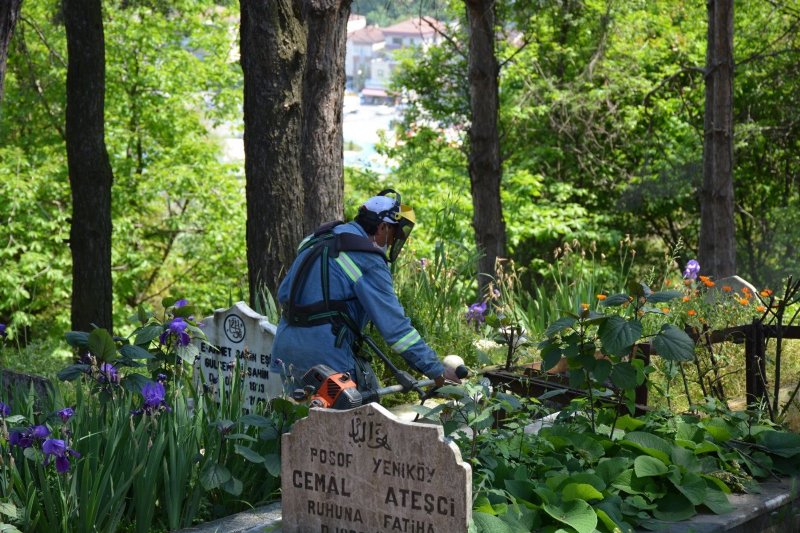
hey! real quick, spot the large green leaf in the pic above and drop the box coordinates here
[757,430,800,457]
[701,481,735,514]
[540,340,565,371]
[633,455,668,478]
[222,476,243,496]
[596,457,631,484]
[543,500,597,533]
[646,290,683,304]
[134,323,163,346]
[119,344,154,360]
[602,293,632,307]
[653,491,696,521]
[263,453,281,477]
[671,471,706,505]
[610,361,639,390]
[598,316,642,356]
[562,483,603,502]
[65,331,90,347]
[546,316,577,338]
[620,432,672,464]
[471,512,517,533]
[651,324,695,361]
[200,462,231,490]
[57,364,90,382]
[88,328,118,361]
[234,444,265,463]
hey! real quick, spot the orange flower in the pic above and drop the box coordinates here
[683,279,692,286]
[760,289,772,297]
[703,280,716,287]
[687,310,697,316]
[661,307,670,313]
[738,298,749,305]
[742,287,752,295]
[665,279,673,287]
[596,294,607,301]
[581,303,589,311]
[722,285,732,292]
[756,305,766,312]
[699,275,711,283]
[682,296,690,302]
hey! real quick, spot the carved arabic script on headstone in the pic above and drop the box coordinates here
[281,403,472,533]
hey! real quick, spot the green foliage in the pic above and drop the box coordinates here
[0,0,245,342]
[0,318,306,532]
[418,382,800,533]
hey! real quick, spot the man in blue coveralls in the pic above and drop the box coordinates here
[272,189,460,395]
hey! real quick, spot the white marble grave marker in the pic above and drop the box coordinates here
[193,301,284,413]
[281,403,472,533]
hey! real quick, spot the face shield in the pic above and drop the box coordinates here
[387,203,415,263]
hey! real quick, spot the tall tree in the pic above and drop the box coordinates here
[242,0,353,302]
[465,0,506,292]
[0,0,23,104]
[241,0,307,305]
[301,0,351,233]
[64,0,114,332]
[699,0,736,278]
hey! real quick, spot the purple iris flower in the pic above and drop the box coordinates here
[0,323,6,337]
[9,430,32,449]
[31,425,50,439]
[156,373,167,383]
[58,407,75,423]
[465,301,488,326]
[140,381,170,414]
[98,363,120,385]
[42,438,80,474]
[683,259,700,280]
[0,401,10,417]
[174,299,188,308]
[9,425,49,449]
[159,317,190,347]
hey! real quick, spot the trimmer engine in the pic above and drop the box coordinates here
[294,365,365,409]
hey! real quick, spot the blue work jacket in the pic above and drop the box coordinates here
[272,221,444,384]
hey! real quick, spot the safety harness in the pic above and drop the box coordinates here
[282,221,386,348]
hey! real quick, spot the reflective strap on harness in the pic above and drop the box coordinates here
[390,328,422,353]
[334,252,362,283]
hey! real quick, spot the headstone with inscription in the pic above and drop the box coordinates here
[193,301,284,413]
[281,403,472,533]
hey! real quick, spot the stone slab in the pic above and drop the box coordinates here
[1,369,54,408]
[281,402,472,533]
[193,301,284,414]
[638,477,800,532]
[175,502,282,533]
[178,476,800,533]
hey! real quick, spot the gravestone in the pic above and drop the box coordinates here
[706,275,759,304]
[1,369,54,409]
[193,301,284,413]
[281,403,472,533]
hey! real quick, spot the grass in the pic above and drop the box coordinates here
[1,337,72,379]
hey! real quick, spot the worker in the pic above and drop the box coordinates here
[271,189,460,395]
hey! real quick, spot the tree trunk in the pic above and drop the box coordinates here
[241,0,307,305]
[0,0,23,105]
[699,0,736,278]
[465,0,506,294]
[64,0,114,333]
[301,0,350,233]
